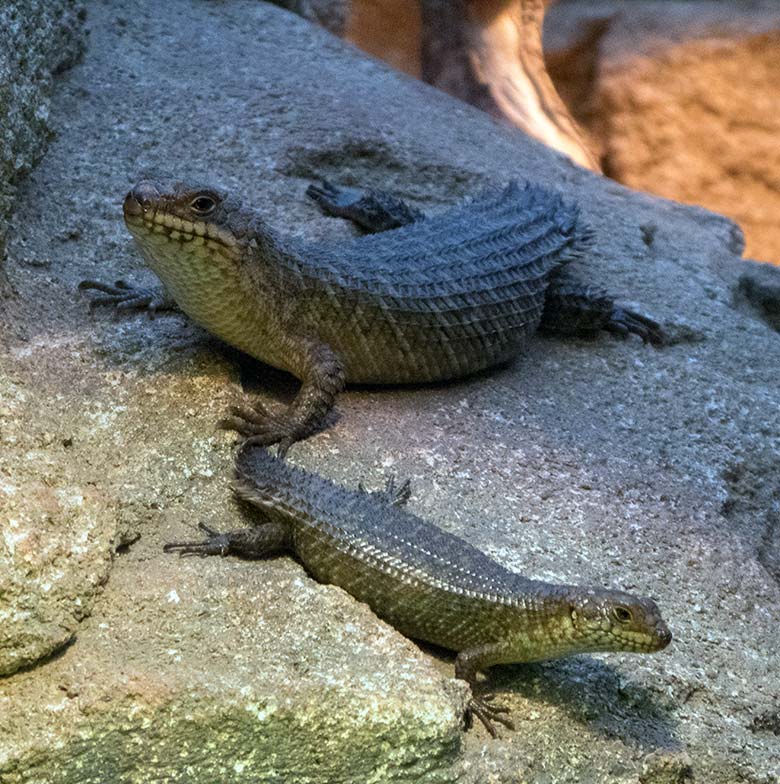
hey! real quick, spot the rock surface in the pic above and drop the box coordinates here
[0,0,90,678]
[0,1,779,782]
[738,259,780,335]
[0,0,86,277]
[545,0,780,265]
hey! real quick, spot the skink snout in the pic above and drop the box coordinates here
[656,621,672,649]
[124,181,160,218]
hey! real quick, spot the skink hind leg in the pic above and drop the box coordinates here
[605,305,665,345]
[78,279,178,315]
[221,340,345,458]
[540,271,666,346]
[380,475,412,507]
[358,475,413,508]
[307,179,424,233]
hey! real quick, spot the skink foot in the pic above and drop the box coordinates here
[219,402,302,458]
[306,179,360,216]
[163,523,231,557]
[606,306,665,346]
[307,179,423,233]
[358,475,413,508]
[465,693,515,738]
[381,475,412,507]
[78,279,175,315]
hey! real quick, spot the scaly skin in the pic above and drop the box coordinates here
[81,176,664,453]
[164,445,672,736]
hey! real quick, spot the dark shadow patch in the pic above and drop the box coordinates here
[278,138,488,208]
[758,511,780,589]
[494,657,679,751]
[346,356,517,394]
[734,261,780,334]
[751,706,780,736]
[2,634,77,679]
[721,454,780,587]
[414,641,678,750]
[218,344,299,404]
[114,531,141,556]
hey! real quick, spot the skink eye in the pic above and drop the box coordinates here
[190,195,217,215]
[613,606,633,624]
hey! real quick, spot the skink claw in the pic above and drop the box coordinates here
[358,475,413,508]
[465,694,515,738]
[219,401,302,458]
[306,179,365,217]
[607,306,665,346]
[384,476,412,507]
[163,522,231,557]
[78,279,174,315]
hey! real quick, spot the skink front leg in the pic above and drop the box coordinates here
[222,339,345,457]
[79,279,179,315]
[455,644,517,738]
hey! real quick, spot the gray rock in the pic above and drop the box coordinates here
[0,0,86,278]
[0,0,778,782]
[0,0,89,679]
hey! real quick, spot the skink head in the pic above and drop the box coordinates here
[121,175,253,281]
[123,176,240,241]
[567,588,672,654]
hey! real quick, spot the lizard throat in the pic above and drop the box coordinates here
[123,205,291,372]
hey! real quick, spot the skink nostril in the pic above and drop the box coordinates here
[135,182,159,205]
[124,180,160,218]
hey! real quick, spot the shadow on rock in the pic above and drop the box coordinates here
[494,656,679,751]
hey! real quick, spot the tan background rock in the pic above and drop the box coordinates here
[346,0,422,76]
[545,0,780,265]
[319,0,780,264]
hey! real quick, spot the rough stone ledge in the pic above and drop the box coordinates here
[0,0,86,275]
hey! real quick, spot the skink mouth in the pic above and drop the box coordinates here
[124,180,161,220]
